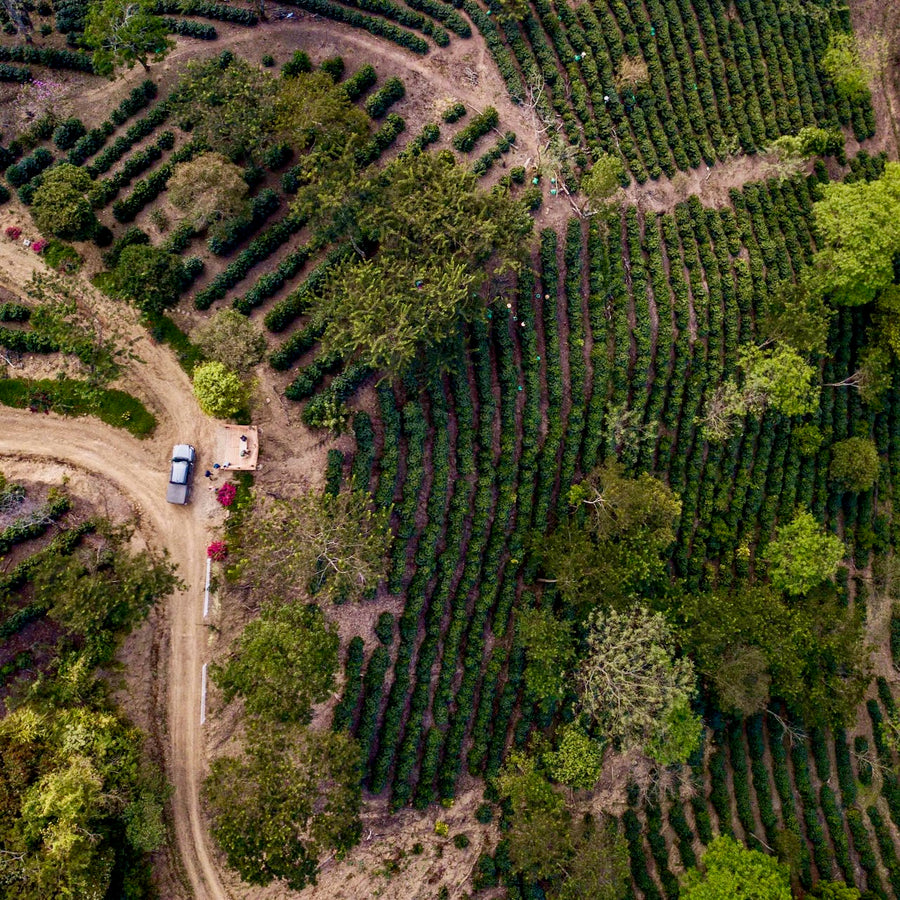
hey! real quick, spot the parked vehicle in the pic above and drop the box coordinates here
[166,444,196,504]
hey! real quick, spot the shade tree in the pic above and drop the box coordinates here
[192,361,248,419]
[31,163,98,240]
[83,0,173,77]
[210,600,339,724]
[167,153,249,231]
[763,509,845,596]
[229,489,391,605]
[192,309,267,374]
[681,836,791,900]
[577,605,701,765]
[829,436,880,492]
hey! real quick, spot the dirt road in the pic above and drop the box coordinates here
[0,229,229,898]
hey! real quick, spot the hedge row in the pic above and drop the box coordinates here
[451,106,498,152]
[193,211,307,310]
[269,319,326,371]
[111,141,203,222]
[208,188,280,255]
[279,0,429,54]
[353,0,449,46]
[87,107,172,178]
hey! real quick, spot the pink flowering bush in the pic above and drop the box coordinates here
[215,482,237,507]
[207,541,228,561]
[31,239,47,254]
[5,227,21,240]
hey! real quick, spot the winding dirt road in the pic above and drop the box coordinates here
[0,238,229,899]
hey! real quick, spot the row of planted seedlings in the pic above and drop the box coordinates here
[484,0,873,184]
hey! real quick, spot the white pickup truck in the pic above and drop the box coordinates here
[166,444,196,504]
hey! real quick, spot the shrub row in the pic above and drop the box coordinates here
[399,122,439,158]
[163,17,217,38]
[353,0,450,46]
[0,495,71,555]
[451,106,498,152]
[0,326,59,354]
[193,211,307,310]
[154,0,257,24]
[71,94,164,168]
[341,64,377,101]
[89,131,175,207]
[355,113,406,167]
[300,362,371,425]
[404,0,469,37]
[280,0,429,53]
[269,320,326,371]
[332,636,365,731]
[232,242,312,314]
[5,147,53,188]
[441,101,466,123]
[471,130,515,177]
[0,44,93,72]
[207,188,280,255]
[0,64,30,83]
[0,303,30,322]
[364,76,405,119]
[111,141,203,222]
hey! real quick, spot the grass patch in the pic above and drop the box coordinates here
[143,311,206,375]
[0,377,156,436]
[42,239,82,273]
[90,271,118,297]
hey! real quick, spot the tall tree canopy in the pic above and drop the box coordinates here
[543,463,681,609]
[31,164,97,240]
[210,601,339,724]
[812,161,900,306]
[204,720,362,891]
[83,0,172,77]
[229,489,392,605]
[681,836,792,900]
[312,151,533,375]
[763,509,845,596]
[577,605,701,764]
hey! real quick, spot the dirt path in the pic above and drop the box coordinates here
[0,228,229,899]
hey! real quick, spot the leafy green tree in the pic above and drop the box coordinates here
[763,509,845,596]
[761,279,832,355]
[205,720,362,890]
[544,463,681,609]
[31,164,97,240]
[808,881,862,899]
[83,0,173,77]
[681,836,791,900]
[543,723,604,790]
[112,244,186,314]
[517,605,575,704]
[703,343,819,442]
[830,436,880,492]
[192,309,266,373]
[229,489,391,605]
[192,361,248,418]
[167,152,249,230]
[578,154,626,214]
[32,525,178,640]
[676,583,869,728]
[167,54,280,163]
[821,33,870,101]
[704,644,771,718]
[0,704,168,900]
[313,151,533,375]
[556,814,629,900]
[495,751,572,881]
[578,605,701,764]
[211,601,339,724]
[812,161,900,306]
